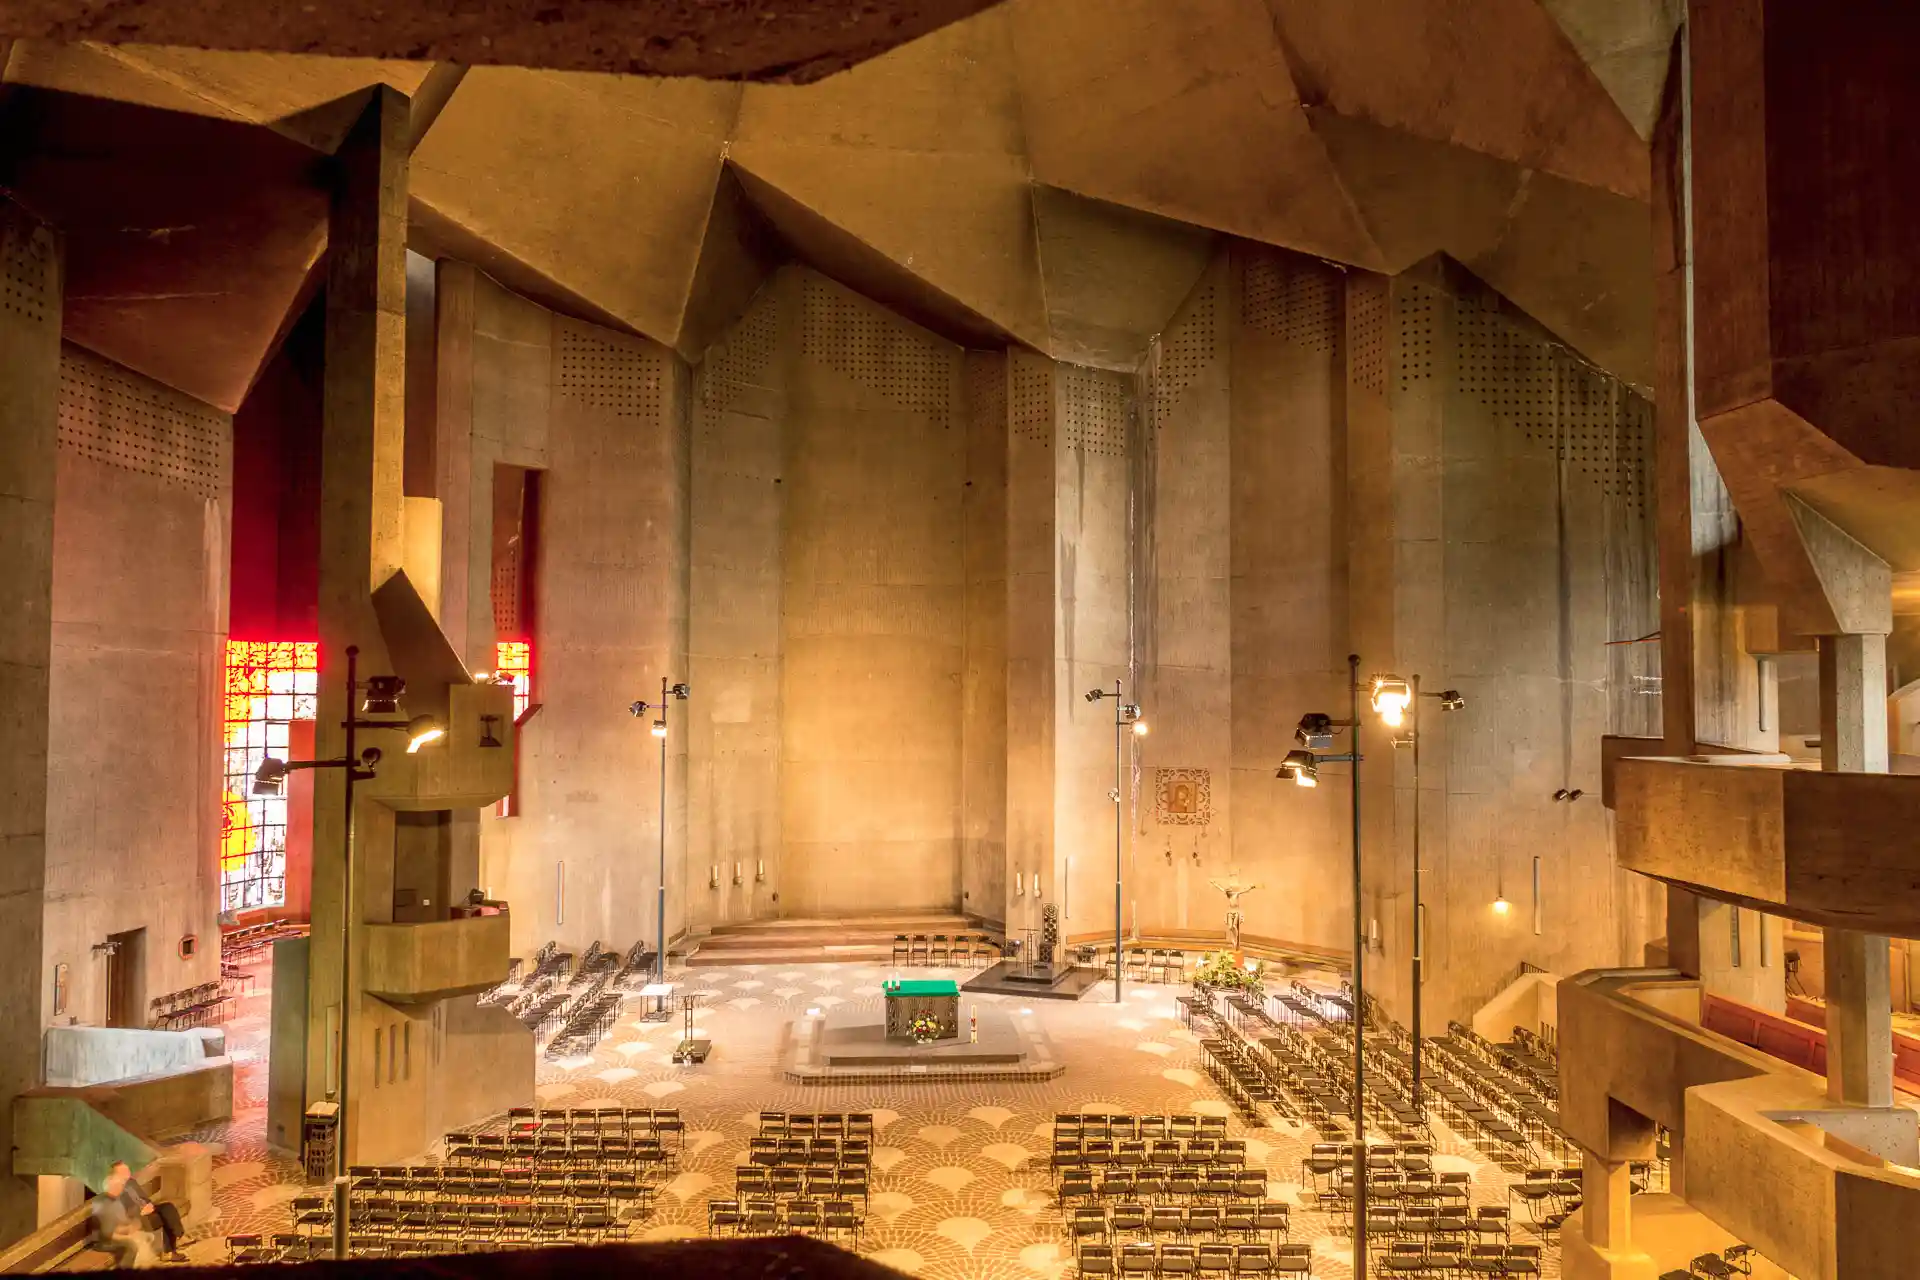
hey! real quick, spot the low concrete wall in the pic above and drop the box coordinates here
[43,1026,223,1088]
[1473,971,1559,1042]
[14,1056,232,1188]
[363,913,512,1003]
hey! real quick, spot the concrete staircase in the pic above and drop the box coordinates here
[684,914,985,967]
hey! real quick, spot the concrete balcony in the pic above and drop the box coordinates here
[1559,970,1919,1280]
[363,913,512,1004]
[1613,755,1920,934]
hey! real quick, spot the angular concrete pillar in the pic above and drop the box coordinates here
[1818,632,1889,774]
[305,85,413,1160]
[0,198,60,1245]
[1582,1152,1634,1250]
[1825,926,1894,1108]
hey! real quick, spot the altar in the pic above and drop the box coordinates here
[882,978,960,1041]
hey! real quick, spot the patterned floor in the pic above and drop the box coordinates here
[169,957,1564,1279]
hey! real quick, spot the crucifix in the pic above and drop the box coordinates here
[1208,875,1262,953]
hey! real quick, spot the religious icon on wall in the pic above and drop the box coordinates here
[1155,768,1211,826]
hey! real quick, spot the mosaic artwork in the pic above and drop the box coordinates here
[1155,769,1212,827]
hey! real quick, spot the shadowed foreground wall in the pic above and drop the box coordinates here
[44,344,227,1030]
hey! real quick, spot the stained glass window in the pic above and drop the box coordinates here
[496,640,532,721]
[221,640,317,911]
[494,640,532,818]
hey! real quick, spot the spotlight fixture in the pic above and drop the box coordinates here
[1295,713,1336,750]
[1085,688,1105,703]
[1438,690,1466,712]
[1133,719,1150,737]
[1370,677,1413,728]
[1119,702,1147,735]
[1277,749,1320,788]
[668,683,691,699]
[1492,896,1512,916]
[252,757,289,797]
[405,714,446,754]
[362,675,406,715]
[650,719,668,739]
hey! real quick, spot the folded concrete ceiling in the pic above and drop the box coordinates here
[3,0,1674,401]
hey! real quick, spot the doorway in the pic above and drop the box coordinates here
[104,928,146,1028]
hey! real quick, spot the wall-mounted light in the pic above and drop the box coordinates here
[405,714,446,754]
[1492,895,1512,916]
[1014,873,1024,897]
[732,862,743,886]
[709,865,720,889]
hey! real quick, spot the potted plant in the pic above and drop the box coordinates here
[907,1014,944,1045]
[1192,949,1264,995]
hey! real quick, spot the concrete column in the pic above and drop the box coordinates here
[1819,632,1889,773]
[1582,1152,1634,1250]
[304,86,412,1158]
[0,198,60,1245]
[1825,926,1894,1108]
[1818,631,1894,1107]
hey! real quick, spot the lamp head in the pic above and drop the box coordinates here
[1133,719,1150,737]
[1277,749,1320,788]
[1370,676,1412,727]
[1295,713,1336,750]
[252,757,288,796]
[1438,690,1466,712]
[1085,688,1105,703]
[650,719,668,739]
[628,700,650,718]
[1492,895,1512,916]
[405,714,446,754]
[361,675,406,716]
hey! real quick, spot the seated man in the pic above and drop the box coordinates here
[91,1161,187,1266]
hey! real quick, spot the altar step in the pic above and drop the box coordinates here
[685,914,983,967]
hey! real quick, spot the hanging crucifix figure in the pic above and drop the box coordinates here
[1207,875,1262,954]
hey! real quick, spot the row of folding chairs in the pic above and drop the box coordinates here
[289,1196,625,1242]
[1299,1143,1434,1187]
[349,1166,650,1205]
[1064,1201,1290,1243]
[1201,1038,1282,1117]
[708,1197,863,1242]
[221,919,301,959]
[1053,1138,1248,1174]
[757,1111,875,1139]
[149,981,234,1030]
[1057,1114,1230,1143]
[1665,1244,1755,1280]
[891,933,1001,966]
[1375,1243,1543,1276]
[1325,1205,1511,1243]
[1060,1170,1269,1206]
[441,1136,674,1169]
[505,1105,685,1140]
[1317,1171,1474,1213]
[1077,1242,1311,1277]
[748,1135,870,1164]
[735,1165,871,1205]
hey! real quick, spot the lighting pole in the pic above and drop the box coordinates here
[253,645,443,1260]
[1368,674,1465,1115]
[1085,683,1146,1003]
[630,679,690,984]
[1279,654,1367,1275]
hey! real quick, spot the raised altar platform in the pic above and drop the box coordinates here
[784,1002,1062,1084]
[962,959,1106,1001]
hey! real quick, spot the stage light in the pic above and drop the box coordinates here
[1278,749,1320,788]
[650,719,668,739]
[1492,896,1511,916]
[362,675,406,715]
[1370,677,1412,728]
[1295,713,1336,750]
[1085,688,1105,703]
[252,758,289,796]
[1438,690,1466,712]
[405,715,446,754]
[669,683,690,698]
[1133,719,1150,737]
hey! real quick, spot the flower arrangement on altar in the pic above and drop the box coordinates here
[907,1014,944,1045]
[1192,949,1265,994]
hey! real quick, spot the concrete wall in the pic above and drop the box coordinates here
[780,272,966,916]
[1355,260,1663,1029]
[439,263,691,958]
[44,344,227,1031]
[960,352,1008,927]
